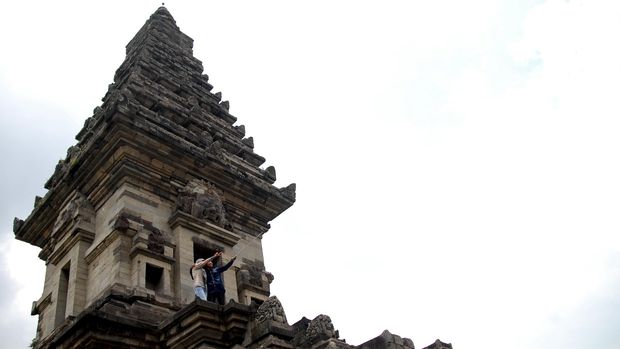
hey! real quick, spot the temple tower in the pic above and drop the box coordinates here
[14,7,451,349]
[15,6,294,347]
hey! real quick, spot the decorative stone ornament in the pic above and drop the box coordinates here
[176,179,231,229]
[255,296,288,324]
[11,6,447,349]
[52,192,93,234]
[305,314,338,343]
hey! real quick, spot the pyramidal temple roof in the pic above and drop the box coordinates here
[81,5,259,167]
[14,6,296,248]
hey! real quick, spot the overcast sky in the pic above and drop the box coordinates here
[1,0,620,348]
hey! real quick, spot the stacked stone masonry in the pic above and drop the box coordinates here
[14,6,452,349]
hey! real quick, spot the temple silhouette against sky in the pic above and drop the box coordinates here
[14,7,452,349]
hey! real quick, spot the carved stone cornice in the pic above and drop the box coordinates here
[84,230,123,265]
[47,229,95,266]
[129,246,176,264]
[32,292,52,316]
[168,210,240,247]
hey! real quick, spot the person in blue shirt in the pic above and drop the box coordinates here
[190,251,221,301]
[206,252,237,304]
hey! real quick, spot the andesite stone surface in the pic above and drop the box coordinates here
[14,7,452,349]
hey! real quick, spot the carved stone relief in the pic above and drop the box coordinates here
[254,296,287,324]
[147,229,166,254]
[176,179,231,229]
[237,259,274,290]
[305,314,338,342]
[52,192,94,234]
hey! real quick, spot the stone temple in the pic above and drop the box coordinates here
[14,7,453,349]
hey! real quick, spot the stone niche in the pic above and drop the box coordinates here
[128,220,176,300]
[173,179,275,305]
[32,191,96,340]
[86,207,177,303]
[170,179,242,304]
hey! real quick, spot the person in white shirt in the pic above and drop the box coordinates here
[191,251,222,300]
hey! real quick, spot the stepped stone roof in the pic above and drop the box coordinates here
[14,6,296,248]
[13,7,452,349]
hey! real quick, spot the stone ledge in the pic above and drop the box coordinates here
[169,210,240,247]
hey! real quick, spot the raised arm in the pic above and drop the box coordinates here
[217,255,237,272]
[193,251,222,269]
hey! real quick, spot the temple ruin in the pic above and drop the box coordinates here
[13,7,452,349]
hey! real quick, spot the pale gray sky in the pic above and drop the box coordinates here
[1,1,620,348]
